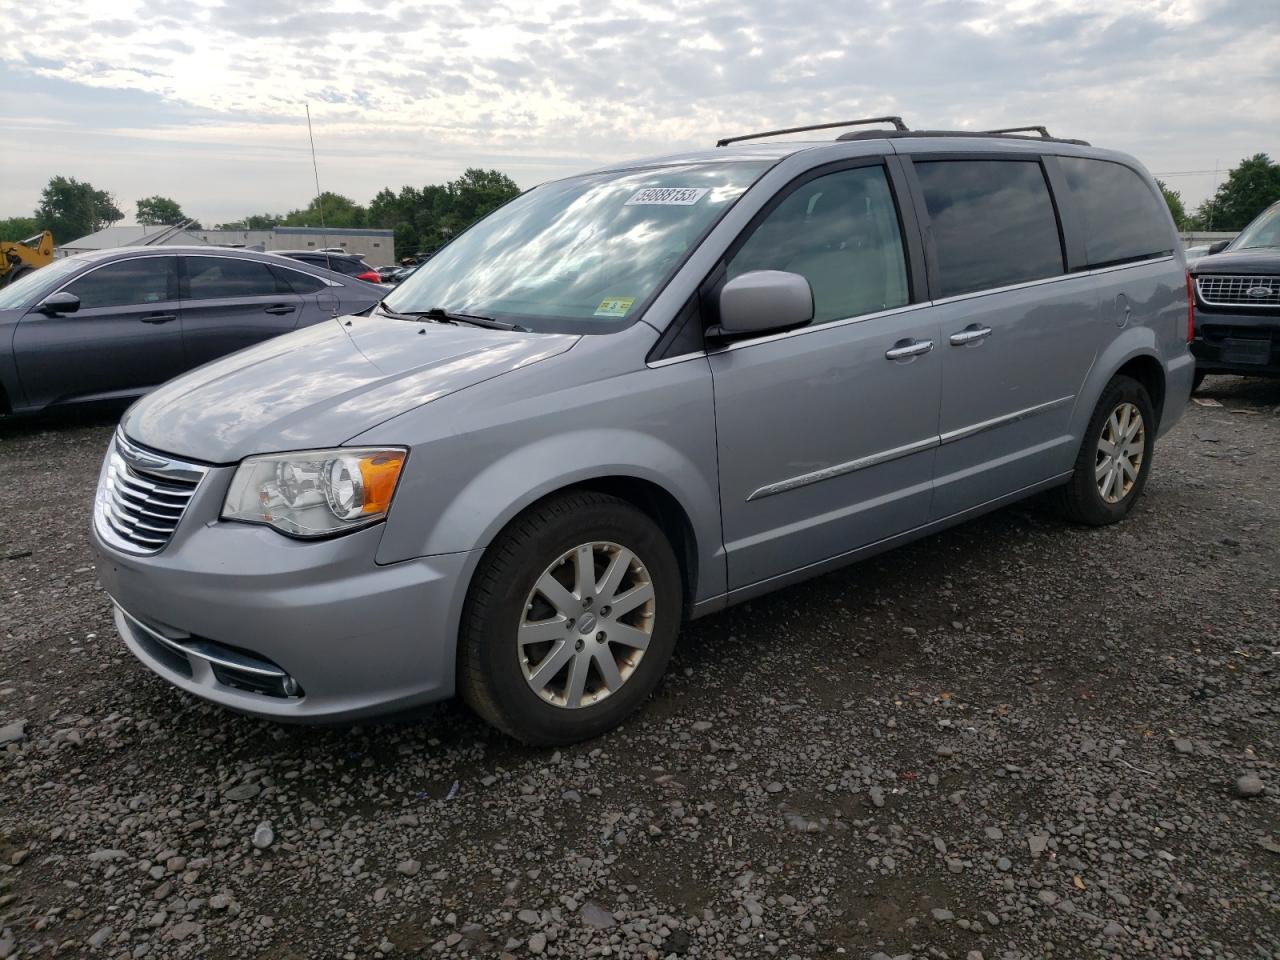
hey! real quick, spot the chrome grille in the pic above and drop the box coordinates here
[1195,275,1280,307]
[94,435,207,554]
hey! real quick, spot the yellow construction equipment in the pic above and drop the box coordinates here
[0,230,54,286]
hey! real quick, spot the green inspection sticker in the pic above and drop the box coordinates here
[594,296,635,318]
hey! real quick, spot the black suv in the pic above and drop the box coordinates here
[1189,200,1280,387]
[275,250,382,284]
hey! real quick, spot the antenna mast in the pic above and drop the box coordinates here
[305,104,331,272]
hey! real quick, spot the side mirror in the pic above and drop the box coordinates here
[1207,240,1230,255]
[713,270,813,339]
[37,291,81,316]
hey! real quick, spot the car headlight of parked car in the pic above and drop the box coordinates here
[222,448,407,538]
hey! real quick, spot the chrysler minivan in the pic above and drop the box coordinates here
[89,118,1195,744]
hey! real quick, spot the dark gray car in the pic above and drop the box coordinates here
[0,247,383,415]
[89,120,1195,744]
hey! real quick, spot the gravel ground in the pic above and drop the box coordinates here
[1,376,1278,960]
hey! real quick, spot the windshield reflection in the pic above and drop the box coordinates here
[385,161,771,333]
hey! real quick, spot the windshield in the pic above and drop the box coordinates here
[384,161,772,332]
[1230,203,1280,250]
[0,256,84,310]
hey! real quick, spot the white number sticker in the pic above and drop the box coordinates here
[625,187,709,206]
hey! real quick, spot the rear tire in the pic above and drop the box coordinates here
[458,491,682,745]
[1057,375,1155,526]
[1191,369,1207,393]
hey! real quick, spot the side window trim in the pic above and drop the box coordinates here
[901,152,1068,301]
[706,157,920,328]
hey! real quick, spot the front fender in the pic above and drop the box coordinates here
[360,340,726,604]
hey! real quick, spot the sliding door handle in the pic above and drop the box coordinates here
[949,325,993,346]
[885,339,934,361]
[264,304,297,315]
[139,313,177,324]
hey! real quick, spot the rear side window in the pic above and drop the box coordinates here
[65,257,176,309]
[1059,157,1174,267]
[272,267,328,294]
[727,165,909,324]
[915,160,1064,298]
[185,257,284,300]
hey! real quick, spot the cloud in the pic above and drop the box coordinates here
[1,0,1277,223]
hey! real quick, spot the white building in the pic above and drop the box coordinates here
[60,224,395,264]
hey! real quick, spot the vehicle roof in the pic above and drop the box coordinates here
[61,246,355,279]
[273,249,364,259]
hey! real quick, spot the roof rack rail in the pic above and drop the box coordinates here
[835,127,1091,146]
[716,116,907,148]
[982,125,1052,138]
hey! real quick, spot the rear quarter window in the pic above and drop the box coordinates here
[1059,157,1174,267]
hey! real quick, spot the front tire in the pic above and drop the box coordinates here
[458,491,682,745]
[1057,375,1156,526]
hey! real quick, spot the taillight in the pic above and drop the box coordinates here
[1185,271,1195,342]
[357,270,381,283]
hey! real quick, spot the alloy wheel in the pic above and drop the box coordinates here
[518,541,656,709]
[1095,401,1145,504]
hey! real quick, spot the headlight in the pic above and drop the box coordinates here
[222,448,407,538]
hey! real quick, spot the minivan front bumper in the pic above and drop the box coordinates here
[90,442,478,721]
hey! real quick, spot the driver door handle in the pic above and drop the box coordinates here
[885,339,934,361]
[264,304,297,315]
[139,313,177,324]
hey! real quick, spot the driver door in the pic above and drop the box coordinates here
[11,255,186,409]
[709,162,942,592]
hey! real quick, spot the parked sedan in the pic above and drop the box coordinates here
[274,250,382,284]
[0,247,383,416]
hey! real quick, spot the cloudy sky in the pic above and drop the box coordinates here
[2,0,1277,228]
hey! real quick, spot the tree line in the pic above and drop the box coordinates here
[0,169,522,260]
[1157,153,1280,232]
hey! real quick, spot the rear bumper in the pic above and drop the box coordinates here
[1191,308,1280,377]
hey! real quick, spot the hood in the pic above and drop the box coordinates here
[1190,247,1280,275]
[122,314,578,463]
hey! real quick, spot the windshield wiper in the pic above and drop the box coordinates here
[380,303,525,332]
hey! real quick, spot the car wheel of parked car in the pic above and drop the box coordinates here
[1057,375,1156,526]
[459,491,682,745]
[1191,369,1207,393]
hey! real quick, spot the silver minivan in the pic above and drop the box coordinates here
[90,118,1195,744]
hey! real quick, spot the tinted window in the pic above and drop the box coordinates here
[916,160,1063,297]
[272,266,327,294]
[186,257,282,300]
[65,257,176,309]
[1059,157,1173,266]
[727,166,909,324]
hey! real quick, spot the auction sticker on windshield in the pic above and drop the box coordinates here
[625,187,709,206]
[594,296,635,317]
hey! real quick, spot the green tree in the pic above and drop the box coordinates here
[1156,179,1188,230]
[34,176,123,242]
[0,216,40,241]
[1191,154,1280,231]
[283,192,367,229]
[213,213,285,230]
[136,196,187,226]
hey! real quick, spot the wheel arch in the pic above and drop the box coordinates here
[1113,354,1166,430]
[1072,329,1165,440]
